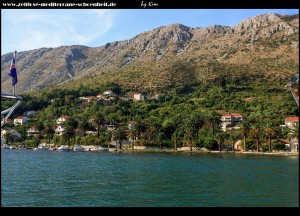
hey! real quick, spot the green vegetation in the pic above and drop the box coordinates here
[2,74,298,152]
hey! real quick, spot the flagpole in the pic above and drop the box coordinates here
[13,50,17,96]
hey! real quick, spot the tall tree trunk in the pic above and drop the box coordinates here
[268,135,272,152]
[256,139,259,152]
[232,140,235,152]
[218,140,221,152]
[244,135,247,151]
[174,139,177,151]
[189,139,192,152]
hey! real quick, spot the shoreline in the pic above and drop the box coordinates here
[120,148,299,156]
[2,144,298,156]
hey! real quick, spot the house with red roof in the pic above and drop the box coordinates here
[221,113,243,131]
[14,116,29,125]
[27,126,40,137]
[284,116,299,129]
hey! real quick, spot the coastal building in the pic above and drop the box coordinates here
[54,125,65,136]
[27,126,40,137]
[221,113,243,131]
[1,129,22,141]
[106,125,116,131]
[103,90,113,97]
[14,116,29,125]
[284,116,299,128]
[133,93,144,101]
[56,116,70,124]
[128,121,137,130]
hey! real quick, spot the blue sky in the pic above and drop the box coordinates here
[1,9,298,55]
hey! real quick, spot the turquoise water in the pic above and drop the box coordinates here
[1,149,298,207]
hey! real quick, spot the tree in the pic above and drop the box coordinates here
[112,128,127,150]
[78,116,89,137]
[215,130,227,152]
[183,116,197,151]
[90,112,105,138]
[62,117,76,146]
[264,124,275,152]
[249,123,262,152]
[129,127,138,151]
[239,119,251,151]
[227,129,239,152]
[204,111,221,138]
[36,121,45,140]
[172,129,183,151]
[43,122,55,144]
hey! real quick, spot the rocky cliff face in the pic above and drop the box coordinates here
[1,13,298,93]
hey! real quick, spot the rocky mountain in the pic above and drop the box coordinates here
[1,13,298,94]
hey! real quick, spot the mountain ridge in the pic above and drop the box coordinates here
[1,13,298,94]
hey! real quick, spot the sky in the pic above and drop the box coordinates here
[1,9,298,55]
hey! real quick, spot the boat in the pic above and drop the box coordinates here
[73,145,84,152]
[17,145,28,149]
[37,143,49,151]
[57,145,70,151]
[1,144,11,149]
[90,145,107,151]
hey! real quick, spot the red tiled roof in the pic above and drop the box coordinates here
[231,113,243,117]
[128,121,137,124]
[222,113,243,117]
[14,116,26,120]
[285,117,299,122]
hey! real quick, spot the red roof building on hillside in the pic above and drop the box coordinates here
[14,116,29,125]
[56,116,70,124]
[285,116,299,128]
[221,113,243,131]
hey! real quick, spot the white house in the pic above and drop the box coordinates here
[221,113,243,131]
[14,116,29,125]
[103,90,113,97]
[56,116,70,124]
[55,125,65,136]
[133,93,144,101]
[27,126,40,137]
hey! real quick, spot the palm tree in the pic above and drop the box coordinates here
[78,116,89,137]
[183,116,197,151]
[90,112,105,138]
[36,121,44,140]
[145,124,160,147]
[239,119,251,151]
[227,129,239,152]
[215,130,227,152]
[204,111,221,138]
[249,125,261,152]
[172,129,183,151]
[264,124,275,152]
[62,117,77,146]
[43,122,55,144]
[129,127,138,151]
[112,128,127,150]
